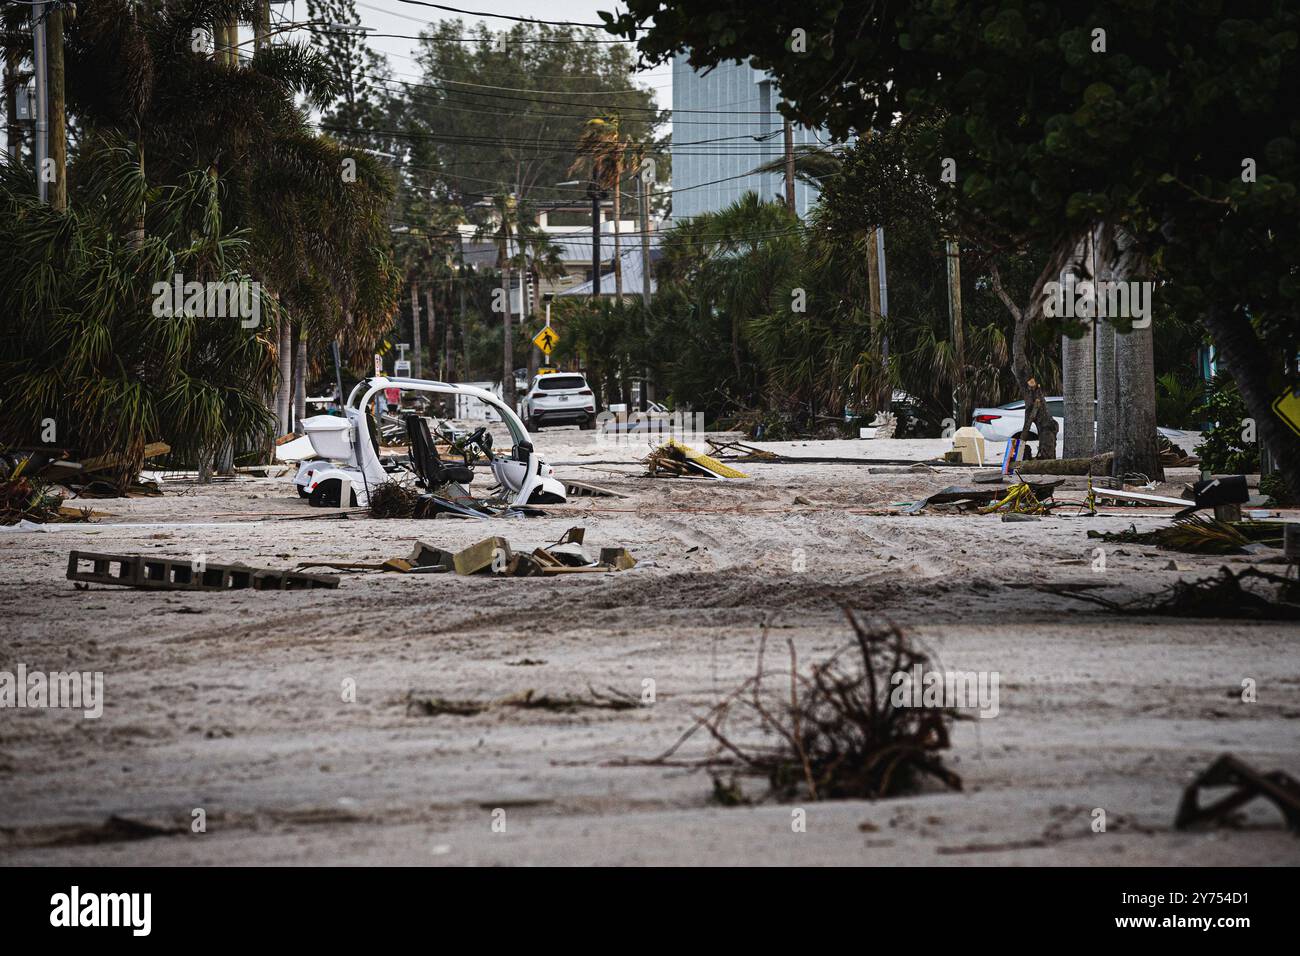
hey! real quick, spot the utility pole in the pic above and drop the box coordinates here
[458,266,468,380]
[876,227,891,414]
[254,1,270,50]
[945,239,968,427]
[783,117,796,213]
[32,2,48,204]
[410,284,422,378]
[589,181,602,298]
[47,2,65,211]
[500,203,515,409]
[638,170,653,409]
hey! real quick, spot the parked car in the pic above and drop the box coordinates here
[523,372,597,430]
[971,397,1194,451]
[971,397,1066,442]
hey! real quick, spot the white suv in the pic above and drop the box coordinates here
[523,372,597,430]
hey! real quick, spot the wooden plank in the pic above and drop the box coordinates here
[1093,488,1189,507]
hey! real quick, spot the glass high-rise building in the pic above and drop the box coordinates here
[670,54,825,221]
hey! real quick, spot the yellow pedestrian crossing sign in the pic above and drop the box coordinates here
[1274,386,1300,437]
[532,326,559,355]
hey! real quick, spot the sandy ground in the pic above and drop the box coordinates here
[2,430,1298,866]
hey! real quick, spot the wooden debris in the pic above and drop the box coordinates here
[1012,452,1112,475]
[644,439,749,479]
[1175,754,1300,832]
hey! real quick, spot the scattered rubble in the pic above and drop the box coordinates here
[4,442,170,498]
[449,526,637,577]
[904,478,1064,515]
[1087,517,1287,555]
[405,685,640,717]
[1045,566,1300,620]
[645,439,749,479]
[66,551,339,591]
[0,456,94,526]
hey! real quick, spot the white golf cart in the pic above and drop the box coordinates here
[292,376,566,509]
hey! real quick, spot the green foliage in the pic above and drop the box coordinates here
[0,140,274,482]
[405,20,663,203]
[1193,376,1259,475]
[608,0,1300,489]
[1156,372,1206,430]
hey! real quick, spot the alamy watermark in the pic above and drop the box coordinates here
[1043,273,1153,328]
[151,273,261,328]
[0,664,103,719]
[595,409,708,447]
[891,664,1000,719]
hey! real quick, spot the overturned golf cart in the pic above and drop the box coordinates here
[293,377,566,510]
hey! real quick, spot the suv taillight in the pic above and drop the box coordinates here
[578,389,593,396]
[974,414,1001,423]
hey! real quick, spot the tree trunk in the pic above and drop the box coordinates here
[501,262,514,408]
[1113,324,1162,480]
[47,6,66,211]
[1095,318,1117,455]
[4,48,21,164]
[990,262,1059,459]
[1203,301,1300,503]
[294,326,307,427]
[276,315,291,434]
[434,286,444,379]
[1061,325,1094,457]
[1105,226,1163,481]
[946,239,968,427]
[866,229,885,414]
[409,284,422,378]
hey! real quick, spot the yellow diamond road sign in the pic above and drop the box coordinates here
[1274,386,1300,437]
[532,326,559,355]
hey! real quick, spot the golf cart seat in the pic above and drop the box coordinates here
[404,413,473,487]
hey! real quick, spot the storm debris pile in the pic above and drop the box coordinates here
[644,439,749,479]
[452,527,636,577]
[1047,566,1300,620]
[653,611,962,803]
[1087,516,1287,555]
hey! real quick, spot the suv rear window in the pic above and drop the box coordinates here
[537,375,587,391]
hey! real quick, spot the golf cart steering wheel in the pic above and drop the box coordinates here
[466,426,493,457]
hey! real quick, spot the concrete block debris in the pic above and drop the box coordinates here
[451,528,636,577]
[67,551,339,591]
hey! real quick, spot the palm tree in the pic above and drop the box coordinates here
[0,136,275,487]
[474,192,561,406]
[4,0,401,449]
[571,114,636,305]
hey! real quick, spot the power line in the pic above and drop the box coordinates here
[357,0,626,38]
[309,27,672,80]
[350,67,772,115]
[392,0,607,30]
